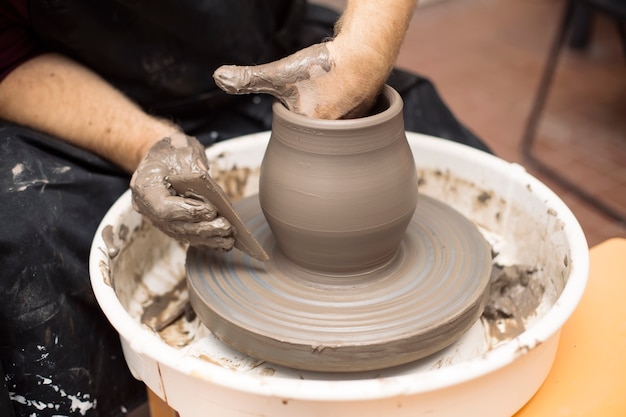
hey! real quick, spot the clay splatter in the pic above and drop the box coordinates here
[7,374,97,415]
[481,264,545,343]
[211,162,256,201]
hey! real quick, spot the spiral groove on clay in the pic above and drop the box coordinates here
[186,194,492,372]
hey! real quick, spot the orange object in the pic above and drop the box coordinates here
[515,238,626,416]
[147,388,177,417]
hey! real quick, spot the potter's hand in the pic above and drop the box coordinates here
[213,0,416,120]
[213,42,379,120]
[130,133,235,250]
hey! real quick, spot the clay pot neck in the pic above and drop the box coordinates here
[271,86,404,155]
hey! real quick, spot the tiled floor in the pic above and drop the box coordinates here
[319,0,626,247]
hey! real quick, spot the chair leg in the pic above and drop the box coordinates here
[614,18,626,58]
[521,0,576,156]
[570,2,592,49]
[520,0,626,225]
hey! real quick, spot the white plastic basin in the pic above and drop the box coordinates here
[89,132,588,417]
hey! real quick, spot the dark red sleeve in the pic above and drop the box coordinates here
[0,0,43,82]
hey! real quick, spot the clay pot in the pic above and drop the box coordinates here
[259,85,418,273]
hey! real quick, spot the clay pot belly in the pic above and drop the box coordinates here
[260,85,418,273]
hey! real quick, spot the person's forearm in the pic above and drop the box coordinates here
[331,0,417,86]
[0,53,178,172]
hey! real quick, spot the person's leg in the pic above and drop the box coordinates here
[0,124,147,417]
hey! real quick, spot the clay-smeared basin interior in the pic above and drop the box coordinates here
[90,132,588,417]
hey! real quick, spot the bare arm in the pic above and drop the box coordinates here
[214,0,417,119]
[329,0,417,109]
[0,52,177,172]
[334,0,417,64]
[0,52,233,249]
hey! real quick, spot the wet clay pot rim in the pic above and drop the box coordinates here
[274,85,401,128]
[271,85,404,153]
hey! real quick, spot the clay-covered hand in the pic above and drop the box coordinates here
[213,0,415,120]
[213,42,381,120]
[130,133,234,250]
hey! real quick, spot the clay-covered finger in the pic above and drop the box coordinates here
[158,216,233,239]
[187,235,235,251]
[150,195,219,223]
[190,216,233,238]
[177,196,219,220]
[213,64,281,96]
[213,44,331,97]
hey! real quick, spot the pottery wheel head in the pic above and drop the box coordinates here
[186,194,492,372]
